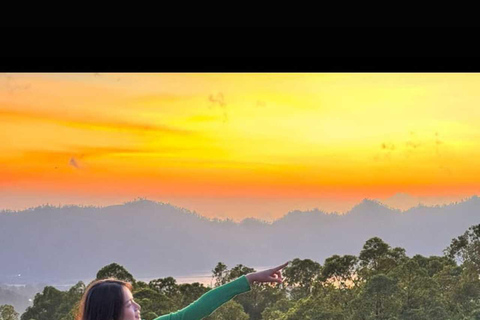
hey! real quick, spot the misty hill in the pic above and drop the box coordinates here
[1,197,479,287]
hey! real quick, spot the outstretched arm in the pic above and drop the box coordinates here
[153,262,288,320]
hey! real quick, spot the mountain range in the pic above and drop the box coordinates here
[1,196,479,286]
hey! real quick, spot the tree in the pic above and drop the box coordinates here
[133,287,175,319]
[178,283,210,308]
[212,262,283,320]
[225,264,255,283]
[134,281,149,290]
[149,277,180,297]
[0,305,19,320]
[354,274,401,320]
[273,294,344,320]
[359,237,407,278]
[411,254,455,277]
[261,298,295,320]
[21,286,65,320]
[283,258,322,299]
[450,262,480,318]
[96,262,136,284]
[234,283,285,320]
[212,262,228,287]
[204,300,249,320]
[390,259,447,320]
[445,224,480,274]
[57,281,85,320]
[321,255,359,289]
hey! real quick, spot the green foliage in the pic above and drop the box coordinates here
[261,298,295,320]
[178,283,210,308]
[234,283,285,320]
[211,262,283,320]
[359,237,408,279]
[149,276,180,297]
[445,224,480,273]
[283,258,322,299]
[134,280,149,290]
[321,254,359,288]
[21,286,65,320]
[226,265,255,283]
[204,300,249,320]
[411,254,455,277]
[211,262,255,287]
[140,277,211,317]
[142,311,159,320]
[134,286,176,316]
[20,281,84,320]
[212,262,228,287]
[0,305,19,320]
[17,223,480,320]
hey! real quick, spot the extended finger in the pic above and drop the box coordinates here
[274,262,289,271]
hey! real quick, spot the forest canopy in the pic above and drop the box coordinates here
[7,223,480,320]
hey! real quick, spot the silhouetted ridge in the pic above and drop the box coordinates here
[347,198,398,217]
[239,217,269,227]
[1,195,480,288]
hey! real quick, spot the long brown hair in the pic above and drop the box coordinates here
[75,278,133,320]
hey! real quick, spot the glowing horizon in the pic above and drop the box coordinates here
[1,73,480,220]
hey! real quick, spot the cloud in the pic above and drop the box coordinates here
[19,145,199,170]
[2,75,31,94]
[69,157,80,169]
[0,106,193,136]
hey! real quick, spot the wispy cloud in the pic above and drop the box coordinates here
[1,75,31,94]
[0,106,193,136]
[16,145,204,170]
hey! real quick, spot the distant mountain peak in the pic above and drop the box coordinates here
[348,198,396,216]
[123,198,159,206]
[357,198,385,208]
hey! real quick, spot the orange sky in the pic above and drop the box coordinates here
[1,73,479,221]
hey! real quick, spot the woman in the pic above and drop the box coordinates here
[76,262,288,320]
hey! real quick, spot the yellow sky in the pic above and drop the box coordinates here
[1,73,479,220]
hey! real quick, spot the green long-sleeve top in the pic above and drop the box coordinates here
[152,275,251,320]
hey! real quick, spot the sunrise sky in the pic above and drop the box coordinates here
[1,73,479,221]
